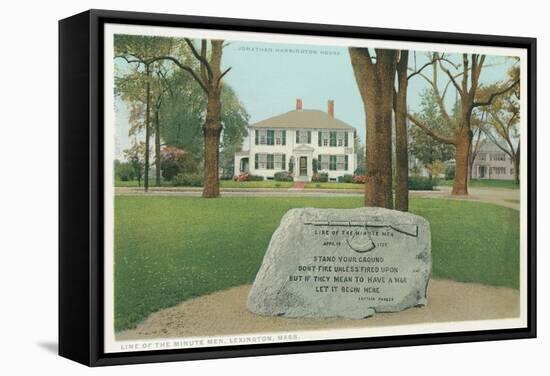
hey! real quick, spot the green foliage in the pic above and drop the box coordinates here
[114,160,135,181]
[311,172,328,182]
[445,164,456,180]
[114,35,249,179]
[123,142,146,185]
[219,86,250,178]
[338,174,354,183]
[160,146,199,181]
[114,196,519,331]
[408,176,436,190]
[312,158,318,174]
[246,174,264,181]
[274,171,293,182]
[173,173,203,187]
[410,89,456,166]
[439,179,519,189]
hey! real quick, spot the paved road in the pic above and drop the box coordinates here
[116,186,520,210]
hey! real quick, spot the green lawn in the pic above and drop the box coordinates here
[115,179,293,189]
[220,180,293,188]
[305,182,362,189]
[114,196,519,331]
[439,179,519,189]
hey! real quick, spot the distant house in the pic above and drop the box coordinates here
[234,99,357,182]
[471,140,515,180]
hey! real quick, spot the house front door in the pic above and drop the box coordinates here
[299,156,307,177]
[479,165,486,178]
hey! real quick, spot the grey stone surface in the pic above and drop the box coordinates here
[247,207,431,319]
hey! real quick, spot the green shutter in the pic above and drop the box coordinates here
[255,154,258,169]
[255,130,259,145]
[267,130,274,145]
[318,132,322,146]
[307,131,311,144]
[318,155,322,170]
[330,155,336,171]
[282,154,286,170]
[282,130,286,145]
[267,154,274,169]
[296,130,300,143]
[330,131,337,147]
[344,132,349,147]
[345,155,349,170]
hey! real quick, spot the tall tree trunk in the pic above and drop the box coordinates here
[349,48,397,209]
[155,107,161,187]
[144,65,151,192]
[453,126,471,195]
[513,151,520,184]
[395,51,409,211]
[201,40,224,198]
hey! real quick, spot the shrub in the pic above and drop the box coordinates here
[353,175,366,184]
[445,164,456,180]
[354,165,366,176]
[173,173,203,187]
[115,161,135,182]
[408,176,435,191]
[161,146,198,182]
[311,172,328,182]
[247,174,264,181]
[338,174,354,183]
[274,171,293,182]
[233,172,264,182]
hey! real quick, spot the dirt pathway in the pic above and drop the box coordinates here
[116,279,519,340]
[115,186,519,210]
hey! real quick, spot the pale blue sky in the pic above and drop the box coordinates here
[115,39,516,157]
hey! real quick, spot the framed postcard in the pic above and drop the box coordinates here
[59,9,536,366]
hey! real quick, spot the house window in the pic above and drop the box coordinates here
[491,167,506,175]
[259,130,267,145]
[478,153,486,161]
[274,154,286,170]
[329,131,337,147]
[337,132,345,146]
[267,130,275,145]
[336,155,348,170]
[329,155,337,170]
[510,168,514,175]
[318,132,330,147]
[255,153,268,169]
[319,155,329,170]
[275,130,282,145]
[296,130,310,144]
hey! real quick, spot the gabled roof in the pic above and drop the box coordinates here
[250,109,354,130]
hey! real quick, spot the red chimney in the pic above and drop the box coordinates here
[296,98,303,110]
[328,100,334,118]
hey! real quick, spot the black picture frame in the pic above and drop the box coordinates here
[59,8,537,367]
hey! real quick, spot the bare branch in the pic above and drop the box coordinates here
[184,38,213,80]
[114,54,143,66]
[217,67,232,86]
[473,79,520,108]
[439,59,463,96]
[407,113,456,145]
[148,55,208,93]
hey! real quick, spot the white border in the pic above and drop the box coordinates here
[103,23,529,354]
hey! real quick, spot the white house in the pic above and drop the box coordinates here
[234,99,357,182]
[471,140,516,180]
